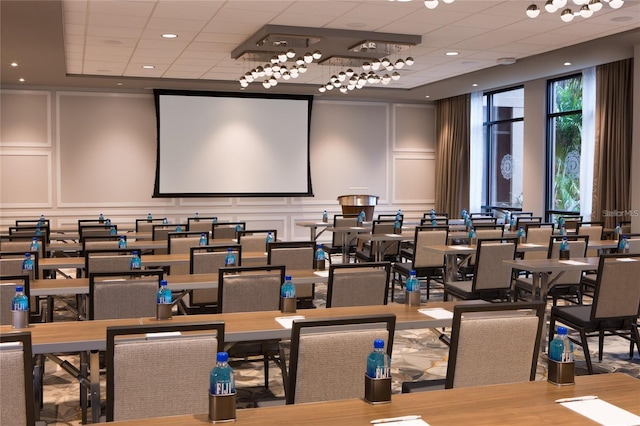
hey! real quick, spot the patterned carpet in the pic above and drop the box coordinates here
[39,281,640,425]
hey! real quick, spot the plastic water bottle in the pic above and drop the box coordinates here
[156,279,172,305]
[431,218,438,226]
[98,213,104,223]
[322,210,328,223]
[614,223,622,240]
[266,232,274,245]
[406,270,419,292]
[461,209,468,219]
[396,209,402,220]
[560,237,569,252]
[394,219,401,234]
[468,226,477,245]
[199,233,207,246]
[315,244,325,271]
[195,212,200,221]
[22,253,34,273]
[163,217,168,225]
[147,213,153,220]
[30,237,40,253]
[212,217,218,224]
[517,226,526,243]
[619,236,630,254]
[559,224,566,236]
[11,285,29,312]
[130,251,141,270]
[509,216,516,231]
[366,339,391,379]
[358,210,366,225]
[105,218,111,226]
[549,326,574,362]
[224,248,236,267]
[35,225,43,237]
[38,214,46,226]
[210,352,235,395]
[109,226,117,236]
[281,275,295,298]
[175,225,182,232]
[235,224,242,233]
[118,235,127,249]
[465,217,472,232]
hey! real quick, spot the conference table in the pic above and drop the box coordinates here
[0,301,465,423]
[295,220,330,241]
[109,373,640,426]
[326,225,372,263]
[356,232,414,262]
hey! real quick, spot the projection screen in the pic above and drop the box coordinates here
[153,89,313,197]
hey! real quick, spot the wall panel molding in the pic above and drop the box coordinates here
[0,90,52,147]
[392,154,435,204]
[0,150,53,207]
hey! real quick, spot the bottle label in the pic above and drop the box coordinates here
[22,261,33,271]
[214,381,233,395]
[375,366,391,379]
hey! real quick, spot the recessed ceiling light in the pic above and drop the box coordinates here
[161,33,178,38]
[10,62,18,67]
[142,65,155,69]
[116,82,123,86]
[564,62,572,66]
[19,78,25,82]
[472,83,478,87]
[445,51,459,56]
[425,95,430,98]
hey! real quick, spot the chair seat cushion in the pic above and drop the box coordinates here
[394,262,444,278]
[401,379,446,393]
[444,280,476,299]
[551,305,629,331]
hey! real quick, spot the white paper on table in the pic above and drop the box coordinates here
[616,258,638,262]
[314,270,329,278]
[452,245,472,250]
[417,308,453,320]
[377,420,430,426]
[560,398,640,425]
[559,260,590,266]
[275,316,305,329]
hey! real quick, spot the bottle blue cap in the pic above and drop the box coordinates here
[317,243,323,248]
[374,339,385,349]
[16,285,24,292]
[227,247,233,252]
[24,253,31,257]
[132,250,138,255]
[201,233,206,236]
[160,280,167,286]
[216,352,229,362]
[409,269,416,276]
[557,326,568,335]
[285,275,292,281]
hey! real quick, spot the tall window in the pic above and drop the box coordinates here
[482,87,524,210]
[546,75,582,218]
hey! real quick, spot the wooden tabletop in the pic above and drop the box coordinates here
[29,269,330,296]
[503,257,601,273]
[108,373,640,425]
[0,302,462,353]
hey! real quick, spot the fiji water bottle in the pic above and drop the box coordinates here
[366,339,391,379]
[38,214,46,226]
[35,225,43,237]
[130,251,141,270]
[461,209,468,219]
[322,210,328,223]
[109,226,117,236]
[517,226,526,244]
[614,223,622,240]
[199,233,207,246]
[394,219,401,234]
[195,212,200,221]
[212,217,218,224]
[406,270,419,292]
[281,275,296,313]
[468,226,477,246]
[157,280,172,305]
[22,253,34,274]
[315,244,325,271]
[465,217,472,232]
[549,326,574,363]
[162,217,168,225]
[266,232,274,245]
[430,208,436,219]
[235,224,242,233]
[509,216,516,231]
[175,225,182,232]
[504,212,510,231]
[619,236,630,254]
[147,213,153,220]
[396,209,402,220]
[118,236,127,249]
[30,237,40,253]
[559,237,570,259]
[11,285,29,329]
[224,248,237,267]
[98,213,104,223]
[105,218,112,226]
[431,218,438,226]
[559,224,566,236]
[405,270,420,306]
[210,352,235,396]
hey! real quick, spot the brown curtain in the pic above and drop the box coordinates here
[591,59,633,228]
[434,94,470,217]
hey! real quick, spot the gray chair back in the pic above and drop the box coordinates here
[326,262,390,308]
[446,302,545,389]
[267,242,314,300]
[212,222,245,240]
[89,270,162,320]
[0,332,35,426]
[168,232,207,275]
[472,239,516,292]
[287,314,395,404]
[189,245,241,305]
[217,265,285,313]
[548,236,588,284]
[577,222,604,257]
[591,253,640,321]
[523,227,553,260]
[0,252,39,280]
[0,276,30,326]
[413,227,448,268]
[85,250,136,276]
[106,322,224,422]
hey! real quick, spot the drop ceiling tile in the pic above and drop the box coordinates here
[87,0,155,17]
[87,13,150,28]
[86,25,144,38]
[152,1,225,20]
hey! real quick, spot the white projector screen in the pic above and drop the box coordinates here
[153,89,313,197]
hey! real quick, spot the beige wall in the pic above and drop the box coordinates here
[0,89,436,241]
